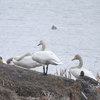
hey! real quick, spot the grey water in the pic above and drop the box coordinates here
[0,0,100,78]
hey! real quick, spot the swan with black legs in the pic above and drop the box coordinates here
[32,41,62,75]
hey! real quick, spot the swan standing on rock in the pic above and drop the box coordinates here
[32,41,62,75]
[6,40,46,68]
[70,54,96,80]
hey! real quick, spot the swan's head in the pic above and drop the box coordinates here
[38,40,45,46]
[80,71,84,76]
[0,57,3,62]
[72,54,81,61]
[26,52,31,56]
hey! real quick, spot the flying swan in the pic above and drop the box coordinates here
[6,40,46,68]
[32,41,63,75]
[70,54,96,80]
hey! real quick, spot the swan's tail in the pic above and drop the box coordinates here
[6,58,13,64]
[52,60,63,65]
[58,62,63,65]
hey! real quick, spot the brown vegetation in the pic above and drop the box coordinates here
[0,63,100,100]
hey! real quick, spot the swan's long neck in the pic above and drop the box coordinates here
[70,57,83,70]
[40,43,46,51]
[32,42,46,55]
[14,53,30,61]
[78,57,83,68]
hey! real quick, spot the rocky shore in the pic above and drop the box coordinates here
[0,62,99,100]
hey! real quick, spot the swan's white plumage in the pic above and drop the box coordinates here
[32,51,62,66]
[70,54,96,80]
[13,56,41,68]
[11,52,41,68]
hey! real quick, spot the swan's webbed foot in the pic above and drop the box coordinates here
[44,73,47,75]
[39,72,47,75]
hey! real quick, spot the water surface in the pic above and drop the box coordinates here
[0,0,100,78]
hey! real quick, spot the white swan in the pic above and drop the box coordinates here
[7,40,46,68]
[32,41,62,75]
[12,52,42,68]
[70,54,96,80]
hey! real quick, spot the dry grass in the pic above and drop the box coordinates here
[54,68,71,79]
[96,72,100,82]
[0,63,100,100]
[0,86,21,100]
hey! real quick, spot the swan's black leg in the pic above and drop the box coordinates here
[43,66,45,75]
[45,65,48,75]
[69,72,71,79]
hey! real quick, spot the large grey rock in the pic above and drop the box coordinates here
[77,79,98,99]
[62,77,74,86]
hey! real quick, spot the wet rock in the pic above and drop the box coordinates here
[84,88,97,99]
[77,79,98,99]
[76,79,90,88]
